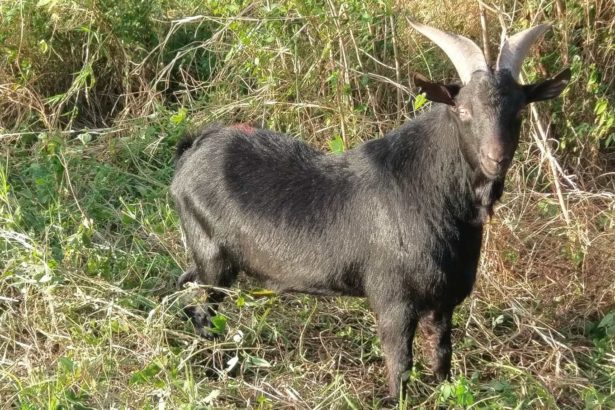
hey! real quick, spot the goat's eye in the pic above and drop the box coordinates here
[458,107,472,121]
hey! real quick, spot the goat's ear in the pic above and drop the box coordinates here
[413,73,460,106]
[523,68,571,103]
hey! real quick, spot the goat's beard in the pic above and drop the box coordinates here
[472,170,505,225]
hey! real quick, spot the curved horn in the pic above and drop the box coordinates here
[409,20,488,84]
[496,24,551,81]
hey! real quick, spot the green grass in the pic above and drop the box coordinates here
[1,120,614,409]
[1,0,615,408]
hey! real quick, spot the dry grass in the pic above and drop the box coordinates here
[1,0,614,408]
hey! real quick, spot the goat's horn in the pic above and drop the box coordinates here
[409,20,488,84]
[496,24,550,82]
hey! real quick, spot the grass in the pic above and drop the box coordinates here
[1,0,614,408]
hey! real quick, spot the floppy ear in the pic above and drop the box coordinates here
[413,73,461,106]
[523,68,571,103]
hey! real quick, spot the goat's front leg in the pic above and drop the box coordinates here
[422,308,453,381]
[374,301,419,398]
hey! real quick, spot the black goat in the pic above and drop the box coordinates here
[171,21,570,398]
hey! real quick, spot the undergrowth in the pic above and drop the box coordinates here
[1,0,614,408]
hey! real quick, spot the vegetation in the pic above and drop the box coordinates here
[1,0,613,408]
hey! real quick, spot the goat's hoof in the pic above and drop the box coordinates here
[182,306,222,340]
[378,396,399,408]
[432,369,451,383]
[196,327,220,340]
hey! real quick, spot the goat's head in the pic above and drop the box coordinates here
[410,21,570,180]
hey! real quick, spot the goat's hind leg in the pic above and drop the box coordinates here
[178,264,212,338]
[178,246,238,339]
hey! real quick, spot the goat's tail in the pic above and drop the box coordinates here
[175,133,196,161]
[174,125,222,163]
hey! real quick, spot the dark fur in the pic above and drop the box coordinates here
[175,133,197,162]
[171,68,569,397]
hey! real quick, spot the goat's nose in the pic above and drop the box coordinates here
[485,153,507,165]
[483,142,509,166]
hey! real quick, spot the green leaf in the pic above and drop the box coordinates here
[598,311,615,330]
[210,314,227,334]
[439,382,452,401]
[245,354,271,369]
[413,93,428,111]
[129,361,161,385]
[328,135,345,154]
[38,39,48,54]
[454,377,474,406]
[77,133,92,145]
[360,74,370,86]
[326,70,339,84]
[170,107,187,125]
[594,98,608,115]
[59,357,75,372]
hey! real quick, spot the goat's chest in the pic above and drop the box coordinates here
[388,217,483,305]
[432,222,483,304]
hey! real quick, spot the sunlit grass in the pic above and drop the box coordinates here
[1,0,614,408]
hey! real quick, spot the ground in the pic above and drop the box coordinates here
[1,0,614,408]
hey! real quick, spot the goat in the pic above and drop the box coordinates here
[171,21,570,398]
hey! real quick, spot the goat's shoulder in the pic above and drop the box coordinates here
[346,116,434,179]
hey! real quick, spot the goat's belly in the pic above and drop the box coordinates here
[237,250,366,297]
[232,230,367,297]
[242,265,366,298]
[266,279,365,297]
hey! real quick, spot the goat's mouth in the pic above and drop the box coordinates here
[479,153,509,180]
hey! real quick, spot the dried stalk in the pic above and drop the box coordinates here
[485,3,573,225]
[479,3,492,64]
[527,100,572,225]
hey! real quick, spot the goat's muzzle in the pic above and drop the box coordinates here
[479,147,510,179]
